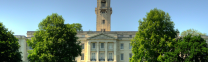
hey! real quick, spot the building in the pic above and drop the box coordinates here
[14,35,28,62]
[14,0,208,62]
[15,0,136,62]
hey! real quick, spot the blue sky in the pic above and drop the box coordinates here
[0,0,207,36]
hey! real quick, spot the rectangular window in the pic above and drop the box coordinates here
[102,3,105,7]
[120,43,124,49]
[102,20,105,24]
[29,46,32,49]
[101,29,105,32]
[72,57,75,61]
[101,3,106,7]
[109,43,112,49]
[82,35,85,37]
[100,53,104,59]
[121,53,124,60]
[120,35,123,37]
[92,43,95,48]
[101,43,104,48]
[129,35,132,38]
[91,53,95,59]
[109,53,113,59]
[81,54,84,60]
[82,44,84,49]
[129,43,132,49]
[129,53,132,58]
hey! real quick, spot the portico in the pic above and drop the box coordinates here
[87,33,117,62]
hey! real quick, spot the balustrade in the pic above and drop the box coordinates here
[99,59,105,61]
[90,59,96,61]
[108,59,114,61]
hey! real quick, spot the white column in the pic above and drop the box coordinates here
[114,41,116,62]
[96,42,99,62]
[105,42,108,62]
[88,41,91,62]
[23,39,27,61]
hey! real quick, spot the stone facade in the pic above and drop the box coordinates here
[22,31,137,62]
[15,31,208,62]
[75,31,136,62]
[14,35,27,62]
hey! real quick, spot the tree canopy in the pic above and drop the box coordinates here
[163,34,208,62]
[130,8,179,62]
[0,22,22,62]
[27,13,82,62]
[181,28,206,37]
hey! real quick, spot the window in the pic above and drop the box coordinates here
[129,35,132,38]
[82,35,85,37]
[109,53,113,59]
[121,53,124,60]
[101,43,104,48]
[101,11,105,13]
[120,35,123,37]
[82,44,84,49]
[91,53,96,60]
[129,43,132,49]
[29,46,32,49]
[72,57,75,61]
[101,29,105,32]
[92,43,95,48]
[102,20,105,24]
[101,3,105,7]
[109,43,112,49]
[81,54,84,60]
[100,53,105,59]
[120,43,124,49]
[129,53,132,58]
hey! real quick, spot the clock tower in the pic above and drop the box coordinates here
[95,0,112,31]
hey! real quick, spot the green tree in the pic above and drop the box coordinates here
[163,34,208,62]
[27,13,82,62]
[0,22,22,62]
[181,28,206,37]
[130,8,179,62]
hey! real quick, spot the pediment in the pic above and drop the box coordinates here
[87,33,116,40]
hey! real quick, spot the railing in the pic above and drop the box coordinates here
[99,59,105,61]
[108,59,114,61]
[90,59,96,61]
